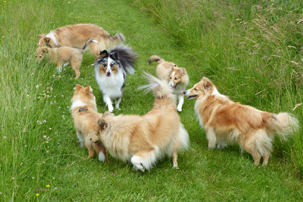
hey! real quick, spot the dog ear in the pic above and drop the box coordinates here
[110,52,118,61]
[98,119,108,130]
[75,84,82,91]
[84,86,93,94]
[203,78,212,89]
[37,35,44,39]
[179,68,186,75]
[44,37,51,44]
[99,50,108,59]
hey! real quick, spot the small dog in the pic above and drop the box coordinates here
[37,23,125,60]
[94,45,138,112]
[92,74,189,171]
[71,84,109,163]
[35,39,97,79]
[184,77,299,165]
[148,55,189,111]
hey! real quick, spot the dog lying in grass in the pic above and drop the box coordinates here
[91,73,189,171]
[35,39,97,79]
[148,55,189,111]
[37,23,125,61]
[184,77,299,166]
[71,84,108,163]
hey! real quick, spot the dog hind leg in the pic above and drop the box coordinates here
[70,58,81,79]
[241,133,262,166]
[172,152,179,169]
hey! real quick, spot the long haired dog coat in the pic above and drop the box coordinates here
[184,77,299,165]
[94,45,138,112]
[94,74,189,171]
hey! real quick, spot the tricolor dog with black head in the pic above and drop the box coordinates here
[184,77,299,165]
[148,55,189,112]
[94,45,138,112]
[92,73,189,171]
[71,84,109,163]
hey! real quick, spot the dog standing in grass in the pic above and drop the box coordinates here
[94,45,138,112]
[35,39,97,79]
[184,77,299,165]
[37,23,125,61]
[71,84,109,163]
[148,55,189,112]
[92,74,189,171]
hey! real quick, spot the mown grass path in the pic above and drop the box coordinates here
[0,0,303,201]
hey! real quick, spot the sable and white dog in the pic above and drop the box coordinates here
[184,77,299,165]
[35,39,97,79]
[37,23,125,60]
[94,45,138,112]
[71,84,109,163]
[148,55,189,111]
[91,74,189,171]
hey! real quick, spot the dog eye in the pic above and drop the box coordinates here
[170,77,172,79]
[174,78,177,80]
[194,88,197,91]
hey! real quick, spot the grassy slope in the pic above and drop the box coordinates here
[0,0,302,201]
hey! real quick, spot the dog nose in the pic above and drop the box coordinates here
[183,91,186,94]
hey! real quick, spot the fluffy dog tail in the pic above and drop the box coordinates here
[111,33,125,42]
[263,112,299,140]
[109,45,138,74]
[139,72,176,105]
[147,55,165,65]
[82,39,98,51]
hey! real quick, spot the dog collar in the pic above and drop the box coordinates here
[79,108,88,112]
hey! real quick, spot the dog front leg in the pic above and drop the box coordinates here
[177,94,184,112]
[103,95,114,112]
[115,97,121,110]
[206,127,217,149]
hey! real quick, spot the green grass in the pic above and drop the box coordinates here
[1,0,303,201]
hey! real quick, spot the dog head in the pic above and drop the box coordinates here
[37,35,56,48]
[90,134,100,144]
[96,50,120,77]
[168,67,187,89]
[183,77,216,99]
[71,84,97,111]
[98,111,114,131]
[35,47,49,62]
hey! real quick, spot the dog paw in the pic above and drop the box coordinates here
[55,66,62,73]
[217,142,227,149]
[98,152,105,162]
[177,106,182,112]
[108,106,114,112]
